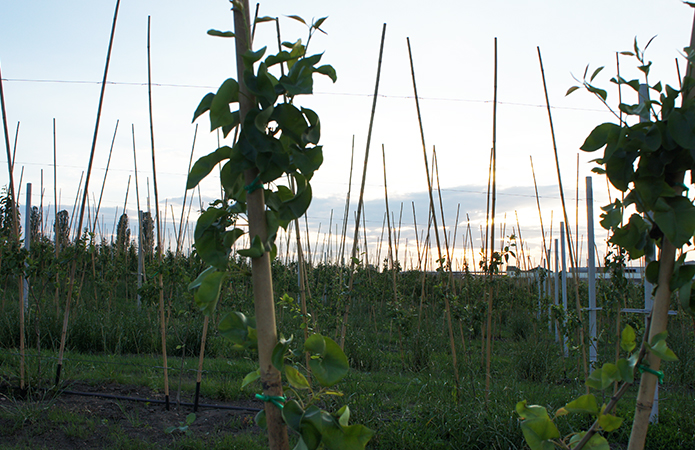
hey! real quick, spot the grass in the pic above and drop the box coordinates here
[1,256,694,448]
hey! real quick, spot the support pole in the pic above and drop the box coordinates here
[586,177,597,367]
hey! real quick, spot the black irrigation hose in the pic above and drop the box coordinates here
[59,389,261,412]
[0,351,232,375]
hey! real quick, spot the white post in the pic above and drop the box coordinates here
[586,176,597,368]
[23,183,31,313]
[554,238,559,341]
[560,223,568,357]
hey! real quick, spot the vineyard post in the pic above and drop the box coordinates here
[560,223,568,356]
[586,176,597,367]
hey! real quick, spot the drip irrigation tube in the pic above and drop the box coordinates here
[59,389,261,412]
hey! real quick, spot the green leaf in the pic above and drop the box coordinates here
[621,325,637,353]
[192,93,215,123]
[255,16,276,24]
[271,336,292,371]
[286,15,307,25]
[241,368,260,388]
[616,357,635,384]
[336,405,350,427]
[590,66,604,82]
[564,394,599,415]
[301,108,321,145]
[609,214,649,259]
[649,336,679,362]
[668,108,695,150]
[242,47,267,70]
[218,312,257,349]
[599,200,622,230]
[516,402,560,450]
[312,17,328,31]
[598,405,623,432]
[255,409,267,429]
[581,123,620,152]
[315,64,337,83]
[586,83,608,101]
[322,423,375,450]
[238,235,265,258]
[193,207,230,270]
[566,86,581,96]
[281,399,304,433]
[192,268,228,316]
[285,365,311,390]
[653,196,695,248]
[187,146,232,189]
[586,363,621,390]
[207,29,235,38]
[223,228,245,249]
[645,260,660,285]
[679,280,695,315]
[273,103,308,144]
[210,79,240,133]
[304,334,348,387]
[569,432,610,450]
[670,257,695,291]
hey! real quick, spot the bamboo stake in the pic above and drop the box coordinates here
[467,214,476,271]
[451,203,461,272]
[433,147,453,283]
[538,46,589,391]
[382,145,397,304]
[339,23,386,350]
[339,137,355,261]
[55,0,121,386]
[485,37,499,404]
[406,39,443,265]
[0,63,24,390]
[395,204,403,264]
[147,15,170,410]
[411,202,422,271]
[175,125,198,254]
[530,156,549,268]
[68,172,83,238]
[53,119,60,315]
[514,211,527,272]
[92,120,119,233]
[407,37,459,401]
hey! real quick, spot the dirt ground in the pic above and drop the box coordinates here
[0,381,263,449]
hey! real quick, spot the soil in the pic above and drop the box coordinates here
[0,381,264,449]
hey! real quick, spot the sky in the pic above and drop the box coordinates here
[0,0,694,271]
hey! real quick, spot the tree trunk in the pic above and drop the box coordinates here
[627,239,676,449]
[233,3,288,449]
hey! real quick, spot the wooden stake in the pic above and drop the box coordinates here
[55,0,121,386]
[339,23,387,350]
[147,15,170,410]
[538,46,589,391]
[177,124,198,255]
[485,38,499,404]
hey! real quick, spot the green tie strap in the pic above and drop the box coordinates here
[637,364,664,384]
[256,393,286,409]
